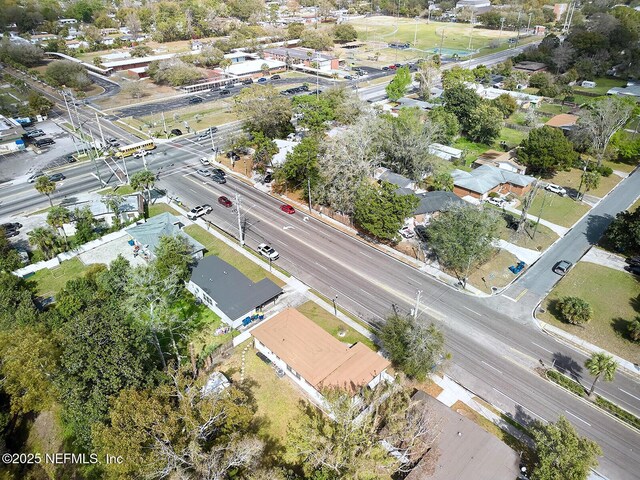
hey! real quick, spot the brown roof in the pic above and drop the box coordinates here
[473,149,526,172]
[545,113,579,127]
[251,308,389,393]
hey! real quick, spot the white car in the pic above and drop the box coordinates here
[545,183,567,196]
[200,157,211,165]
[196,168,211,177]
[257,243,279,261]
[133,150,152,159]
[186,204,213,219]
[487,197,506,207]
[398,226,415,239]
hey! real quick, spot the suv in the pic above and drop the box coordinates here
[170,128,183,136]
[48,173,65,182]
[553,260,573,275]
[211,174,226,184]
[270,74,281,80]
[398,226,415,239]
[188,96,203,104]
[242,78,253,85]
[34,137,55,147]
[545,183,566,196]
[187,204,213,219]
[258,243,279,261]
[25,129,45,138]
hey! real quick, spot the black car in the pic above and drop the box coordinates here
[188,96,203,104]
[210,126,218,134]
[414,225,428,242]
[299,85,309,91]
[382,66,389,71]
[1,222,22,231]
[263,172,273,184]
[48,173,66,182]
[211,174,226,184]
[270,74,281,80]
[219,89,231,96]
[626,256,640,267]
[170,128,183,136]
[1,228,19,238]
[211,168,225,177]
[242,79,253,85]
[625,264,640,276]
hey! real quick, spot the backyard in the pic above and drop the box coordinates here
[538,262,640,362]
[453,127,528,166]
[28,257,90,297]
[183,224,285,287]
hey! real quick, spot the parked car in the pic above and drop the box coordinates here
[188,96,203,104]
[48,173,65,182]
[200,157,211,165]
[27,171,44,183]
[487,197,506,207]
[398,226,415,239]
[545,183,566,196]
[211,174,226,184]
[218,196,232,208]
[187,204,213,219]
[257,77,267,84]
[626,256,640,267]
[414,225,428,242]
[263,172,273,184]
[1,222,22,231]
[382,66,390,71]
[389,65,397,70]
[280,204,295,215]
[196,168,211,177]
[2,228,19,238]
[625,264,640,275]
[34,137,55,147]
[170,128,183,136]
[258,243,279,261]
[65,154,76,163]
[211,168,225,177]
[25,129,45,138]
[344,75,352,80]
[270,74,281,80]
[553,260,573,275]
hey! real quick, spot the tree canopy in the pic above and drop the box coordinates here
[518,126,578,177]
[386,66,412,101]
[233,84,293,138]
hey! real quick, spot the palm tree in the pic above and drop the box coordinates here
[585,352,617,397]
[130,169,156,207]
[27,227,60,259]
[102,193,124,229]
[34,176,56,207]
[47,206,72,245]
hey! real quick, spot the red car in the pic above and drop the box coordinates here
[389,65,397,70]
[218,196,232,208]
[280,204,295,214]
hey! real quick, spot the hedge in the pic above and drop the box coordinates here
[595,396,640,431]
[546,370,585,397]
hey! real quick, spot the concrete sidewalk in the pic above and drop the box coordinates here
[504,205,569,237]
[581,246,629,273]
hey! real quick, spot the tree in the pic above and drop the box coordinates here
[27,227,61,260]
[27,92,54,117]
[45,60,91,89]
[102,193,124,229]
[558,296,593,325]
[34,176,56,207]
[233,85,292,138]
[73,207,97,244]
[385,66,411,101]
[579,170,600,199]
[442,83,482,131]
[380,314,447,381]
[518,126,578,177]
[333,23,358,43]
[429,171,454,191]
[428,203,499,288]
[0,230,22,272]
[293,93,336,131]
[604,208,640,255]
[147,58,203,87]
[353,182,419,242]
[575,96,635,166]
[466,103,503,144]
[441,66,475,89]
[46,205,71,245]
[130,45,153,57]
[529,416,601,480]
[287,22,305,40]
[129,169,156,205]
[153,235,194,281]
[0,39,44,67]
[415,59,439,100]
[490,93,517,119]
[277,136,320,192]
[252,131,279,173]
[300,29,334,50]
[428,107,460,144]
[584,352,617,397]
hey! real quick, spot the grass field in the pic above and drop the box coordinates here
[29,258,90,297]
[496,214,559,252]
[572,77,627,96]
[466,248,519,293]
[453,127,528,166]
[297,301,377,350]
[527,189,590,228]
[539,263,640,362]
[548,167,622,199]
[183,224,285,287]
[148,203,180,217]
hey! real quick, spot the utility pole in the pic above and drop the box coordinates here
[514,10,522,47]
[161,111,168,139]
[62,91,81,157]
[235,193,244,246]
[468,13,474,51]
[499,17,505,40]
[414,17,418,46]
[527,12,533,34]
[95,111,106,148]
[439,29,445,55]
[413,290,422,319]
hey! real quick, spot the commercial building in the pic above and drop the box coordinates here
[263,47,339,71]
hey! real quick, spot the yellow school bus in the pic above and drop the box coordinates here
[115,139,156,158]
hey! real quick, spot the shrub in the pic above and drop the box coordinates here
[488,192,500,198]
[558,296,592,325]
[595,396,640,430]
[546,369,585,396]
[598,166,613,177]
[629,317,640,342]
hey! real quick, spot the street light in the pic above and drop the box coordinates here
[333,295,338,316]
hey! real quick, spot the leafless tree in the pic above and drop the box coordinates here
[552,43,574,73]
[415,59,440,100]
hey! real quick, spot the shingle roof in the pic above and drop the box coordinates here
[190,256,282,320]
[377,169,413,188]
[251,308,389,393]
[452,165,535,194]
[126,212,204,253]
[413,191,465,215]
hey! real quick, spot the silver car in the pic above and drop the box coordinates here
[196,168,211,177]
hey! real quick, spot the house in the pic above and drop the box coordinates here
[101,37,115,46]
[466,83,541,105]
[66,40,89,50]
[29,34,59,45]
[0,115,26,153]
[472,149,527,174]
[271,138,300,166]
[393,97,437,111]
[63,194,144,234]
[456,0,491,9]
[263,47,339,71]
[411,191,465,224]
[223,59,286,77]
[57,18,78,26]
[607,84,640,100]
[187,255,283,328]
[545,113,579,132]
[513,61,547,74]
[374,167,416,190]
[125,212,205,260]
[405,391,520,480]
[251,308,391,404]
[428,143,463,161]
[451,165,535,200]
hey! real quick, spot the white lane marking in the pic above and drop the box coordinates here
[565,410,591,427]
[463,306,481,316]
[493,388,547,422]
[618,388,640,402]
[283,225,294,230]
[189,188,197,193]
[360,251,372,258]
[315,262,328,271]
[481,361,503,374]
[278,241,289,248]
[531,342,554,354]
[502,295,518,302]
[360,288,375,298]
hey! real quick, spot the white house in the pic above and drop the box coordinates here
[428,143,463,161]
[62,193,145,235]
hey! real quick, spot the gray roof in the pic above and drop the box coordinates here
[126,212,204,254]
[452,164,535,194]
[379,170,413,189]
[413,191,465,215]
[607,85,640,97]
[190,255,282,320]
[70,194,143,217]
[406,391,520,480]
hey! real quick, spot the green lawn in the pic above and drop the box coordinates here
[453,128,528,167]
[297,301,377,351]
[536,103,572,115]
[466,248,519,294]
[496,212,559,252]
[148,203,180,217]
[527,189,590,228]
[571,77,627,96]
[183,224,285,287]
[98,185,136,195]
[539,263,640,362]
[548,167,621,199]
[28,258,90,297]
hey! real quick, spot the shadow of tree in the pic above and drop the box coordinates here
[552,352,584,382]
[546,298,562,319]
[611,317,635,343]
[584,213,615,245]
[630,294,640,314]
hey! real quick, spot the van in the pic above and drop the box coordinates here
[34,137,55,147]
